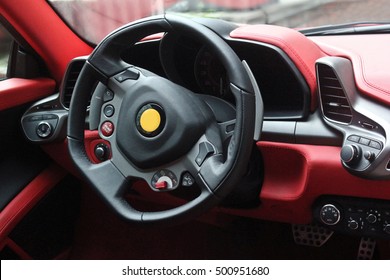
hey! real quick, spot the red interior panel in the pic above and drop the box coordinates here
[0,0,93,84]
[42,131,109,176]
[84,130,111,164]
[0,238,32,259]
[0,164,66,243]
[230,25,325,111]
[311,35,390,106]
[229,141,390,224]
[0,78,55,111]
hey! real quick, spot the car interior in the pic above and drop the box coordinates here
[0,0,390,260]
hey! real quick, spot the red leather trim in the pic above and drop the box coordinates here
[311,35,390,106]
[42,131,110,175]
[0,164,66,242]
[228,141,390,224]
[0,0,93,84]
[84,130,111,163]
[230,25,325,111]
[42,140,79,177]
[0,238,32,260]
[0,78,55,111]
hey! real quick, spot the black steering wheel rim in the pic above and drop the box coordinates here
[67,14,256,225]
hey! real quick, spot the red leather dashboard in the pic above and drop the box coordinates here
[311,35,390,105]
[0,78,55,111]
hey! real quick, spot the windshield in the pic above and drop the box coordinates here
[48,0,390,44]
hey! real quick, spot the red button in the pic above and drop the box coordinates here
[101,121,114,137]
[155,181,168,190]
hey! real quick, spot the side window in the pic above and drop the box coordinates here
[0,24,12,80]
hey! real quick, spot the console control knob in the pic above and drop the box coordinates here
[341,145,361,165]
[364,151,375,162]
[320,204,341,226]
[348,219,359,230]
[36,121,52,138]
[367,213,377,224]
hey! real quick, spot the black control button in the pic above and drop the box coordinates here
[348,220,359,230]
[347,135,360,143]
[28,115,43,122]
[364,151,375,162]
[114,68,140,83]
[103,89,114,102]
[367,213,377,224]
[103,104,115,118]
[182,172,195,187]
[42,114,57,120]
[36,121,52,138]
[94,143,110,161]
[359,137,370,146]
[369,140,382,150]
[195,142,214,166]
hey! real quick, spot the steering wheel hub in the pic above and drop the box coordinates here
[136,103,165,137]
[116,75,212,169]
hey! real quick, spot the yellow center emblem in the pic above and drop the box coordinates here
[140,108,161,133]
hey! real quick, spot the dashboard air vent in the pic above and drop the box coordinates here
[317,63,352,124]
[61,59,85,108]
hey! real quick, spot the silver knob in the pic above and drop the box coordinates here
[36,121,52,138]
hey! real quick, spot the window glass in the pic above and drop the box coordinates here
[0,24,12,79]
[48,0,390,45]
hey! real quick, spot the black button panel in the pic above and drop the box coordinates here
[342,134,384,171]
[347,134,382,150]
[314,196,390,240]
[358,137,370,146]
[347,135,360,143]
[22,113,59,142]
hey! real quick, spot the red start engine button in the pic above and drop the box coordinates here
[101,121,114,137]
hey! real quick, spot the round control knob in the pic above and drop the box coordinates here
[364,151,375,162]
[320,204,341,226]
[36,121,52,138]
[366,213,377,224]
[348,219,359,230]
[384,224,390,234]
[94,143,110,161]
[151,169,178,191]
[340,145,361,165]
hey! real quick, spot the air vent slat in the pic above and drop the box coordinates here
[321,77,342,88]
[317,64,352,124]
[61,59,86,108]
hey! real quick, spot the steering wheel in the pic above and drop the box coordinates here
[67,14,257,225]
